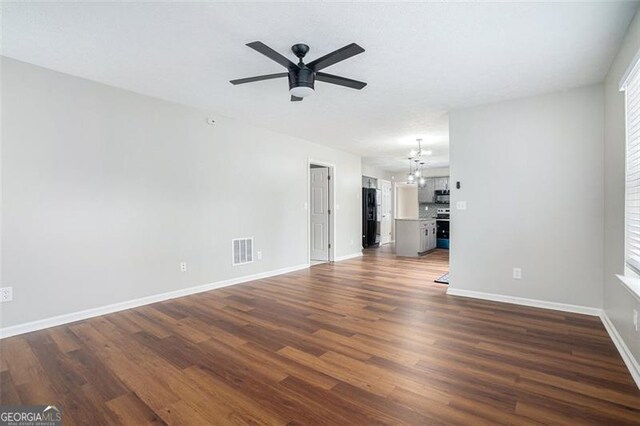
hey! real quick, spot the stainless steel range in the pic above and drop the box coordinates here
[436,208,450,221]
[436,208,450,249]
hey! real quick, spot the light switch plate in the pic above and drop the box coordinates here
[513,268,522,280]
[456,201,467,210]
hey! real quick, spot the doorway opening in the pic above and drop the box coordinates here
[309,161,335,265]
[362,176,393,249]
[393,177,450,285]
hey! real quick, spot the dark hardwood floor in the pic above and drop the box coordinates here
[1,246,639,425]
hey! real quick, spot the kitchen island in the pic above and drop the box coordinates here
[395,218,437,257]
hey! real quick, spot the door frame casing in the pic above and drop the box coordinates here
[307,158,336,264]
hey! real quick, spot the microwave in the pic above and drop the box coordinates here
[434,190,450,204]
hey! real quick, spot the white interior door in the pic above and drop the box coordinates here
[310,167,329,261]
[380,180,392,244]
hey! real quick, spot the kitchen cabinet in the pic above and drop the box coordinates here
[395,219,437,257]
[418,177,449,204]
[434,177,449,191]
[430,221,437,250]
[418,178,435,203]
[420,221,437,252]
[420,222,428,253]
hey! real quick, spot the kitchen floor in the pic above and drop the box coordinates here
[365,243,449,279]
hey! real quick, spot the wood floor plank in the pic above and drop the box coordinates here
[105,393,166,426]
[181,366,290,425]
[1,336,47,386]
[0,370,21,405]
[1,246,638,424]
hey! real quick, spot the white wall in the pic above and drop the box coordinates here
[449,84,604,308]
[1,57,362,329]
[361,164,395,183]
[395,184,419,219]
[604,11,640,367]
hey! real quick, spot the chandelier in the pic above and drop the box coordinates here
[406,138,429,187]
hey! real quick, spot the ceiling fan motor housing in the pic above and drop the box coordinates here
[288,67,315,91]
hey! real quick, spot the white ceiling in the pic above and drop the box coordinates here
[3,1,637,172]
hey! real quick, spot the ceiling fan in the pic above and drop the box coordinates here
[230,41,367,102]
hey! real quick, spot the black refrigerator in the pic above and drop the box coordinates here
[362,188,379,248]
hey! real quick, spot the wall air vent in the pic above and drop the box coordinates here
[232,238,253,266]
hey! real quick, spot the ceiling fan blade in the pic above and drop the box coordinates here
[291,95,303,102]
[315,72,367,90]
[306,43,365,71]
[230,72,288,85]
[246,41,299,70]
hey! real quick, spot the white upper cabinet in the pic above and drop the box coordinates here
[418,177,449,204]
[418,179,436,203]
[434,177,449,191]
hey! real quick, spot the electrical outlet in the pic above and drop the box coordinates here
[634,309,638,332]
[456,201,467,210]
[0,287,13,303]
[513,268,522,280]
[257,251,262,260]
[180,262,187,272]
[350,238,354,245]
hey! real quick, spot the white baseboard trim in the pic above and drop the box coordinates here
[0,263,310,339]
[335,252,363,262]
[600,311,640,389]
[446,288,602,316]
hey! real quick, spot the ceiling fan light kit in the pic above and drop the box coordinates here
[230,41,366,102]
[288,67,315,98]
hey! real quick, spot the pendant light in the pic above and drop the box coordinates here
[406,157,415,183]
[406,138,430,185]
[418,162,426,187]
[409,138,429,158]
